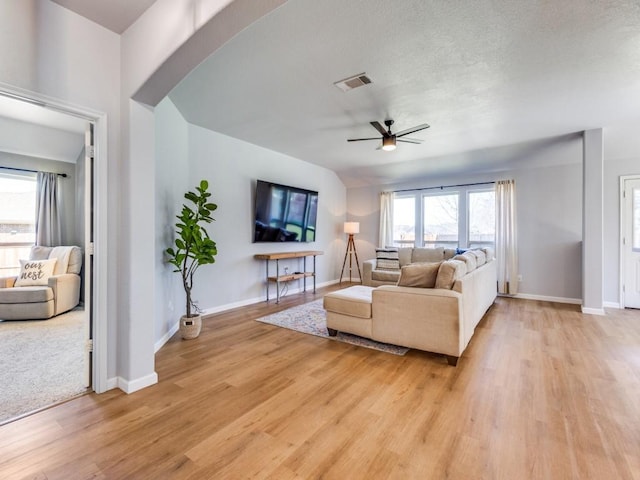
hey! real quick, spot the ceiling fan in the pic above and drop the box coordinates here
[347,119,430,151]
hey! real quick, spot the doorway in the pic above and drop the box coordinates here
[620,175,640,309]
[0,89,103,422]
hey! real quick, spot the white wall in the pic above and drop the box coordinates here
[120,0,288,391]
[0,0,121,384]
[153,101,346,346]
[603,121,640,305]
[187,124,346,313]
[348,134,585,302]
[154,98,189,345]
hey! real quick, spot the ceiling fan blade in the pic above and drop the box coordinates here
[370,121,390,137]
[347,137,382,142]
[395,123,430,137]
[397,138,423,144]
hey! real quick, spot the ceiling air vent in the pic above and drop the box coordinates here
[333,73,372,92]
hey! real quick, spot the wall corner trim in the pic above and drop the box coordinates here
[581,306,606,316]
[117,373,159,394]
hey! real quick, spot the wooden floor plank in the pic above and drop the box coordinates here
[1,286,640,479]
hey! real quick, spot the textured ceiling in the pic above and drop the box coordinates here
[169,0,640,187]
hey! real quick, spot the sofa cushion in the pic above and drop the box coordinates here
[14,259,57,287]
[323,286,373,319]
[372,269,401,282]
[376,248,400,270]
[0,285,54,304]
[49,246,72,275]
[29,245,83,274]
[398,247,413,267]
[397,261,442,288]
[443,248,456,260]
[471,249,487,266]
[412,247,444,263]
[482,246,495,262]
[29,246,53,261]
[453,252,477,272]
[435,259,467,289]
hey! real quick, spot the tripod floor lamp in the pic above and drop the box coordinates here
[340,222,362,284]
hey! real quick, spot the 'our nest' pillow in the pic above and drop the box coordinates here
[14,258,58,287]
[397,261,442,288]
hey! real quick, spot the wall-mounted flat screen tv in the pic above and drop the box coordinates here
[253,179,318,242]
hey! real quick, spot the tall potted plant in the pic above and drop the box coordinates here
[166,180,218,339]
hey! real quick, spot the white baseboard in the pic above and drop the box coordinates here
[603,301,621,309]
[581,306,606,316]
[116,372,159,394]
[106,377,118,391]
[508,293,582,305]
[154,322,179,353]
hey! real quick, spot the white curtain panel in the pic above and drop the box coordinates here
[379,191,394,247]
[35,172,62,247]
[495,179,518,295]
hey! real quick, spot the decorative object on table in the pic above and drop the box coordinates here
[166,180,218,340]
[255,299,408,355]
[339,221,362,284]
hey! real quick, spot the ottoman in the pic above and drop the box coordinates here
[323,286,374,338]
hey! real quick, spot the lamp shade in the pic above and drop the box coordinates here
[344,222,360,234]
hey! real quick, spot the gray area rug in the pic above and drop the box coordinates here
[0,309,88,424]
[256,299,409,355]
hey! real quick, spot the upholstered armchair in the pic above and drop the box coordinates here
[0,246,83,320]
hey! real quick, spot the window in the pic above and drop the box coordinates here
[0,174,37,275]
[391,184,495,249]
[392,196,415,247]
[423,193,458,247]
[468,190,496,248]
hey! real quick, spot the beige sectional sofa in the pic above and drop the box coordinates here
[324,248,497,365]
[363,247,457,287]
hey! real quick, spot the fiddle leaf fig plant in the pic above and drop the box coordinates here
[166,180,218,318]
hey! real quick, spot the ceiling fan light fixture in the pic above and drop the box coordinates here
[382,136,396,151]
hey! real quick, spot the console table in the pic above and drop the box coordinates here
[254,250,323,303]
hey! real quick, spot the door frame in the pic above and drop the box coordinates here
[619,174,640,309]
[0,83,109,393]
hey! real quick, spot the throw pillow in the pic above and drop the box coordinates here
[397,261,442,288]
[435,259,467,289]
[14,258,58,287]
[470,249,486,266]
[453,252,477,272]
[376,248,400,270]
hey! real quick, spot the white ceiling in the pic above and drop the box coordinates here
[0,95,86,163]
[168,0,640,186]
[25,0,640,184]
[51,0,156,34]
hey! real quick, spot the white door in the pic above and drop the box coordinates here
[623,177,640,308]
[82,123,94,387]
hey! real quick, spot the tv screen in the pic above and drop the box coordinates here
[254,180,318,242]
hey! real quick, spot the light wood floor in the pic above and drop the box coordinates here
[1,284,639,479]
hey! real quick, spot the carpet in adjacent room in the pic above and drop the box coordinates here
[0,309,88,424]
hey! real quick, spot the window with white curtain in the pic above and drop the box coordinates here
[391,185,495,249]
[0,173,37,275]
